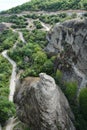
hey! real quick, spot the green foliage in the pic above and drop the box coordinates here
[22,29,48,48]
[0,55,15,125]
[32,51,47,65]
[56,69,62,82]
[33,20,43,29]
[0,55,12,97]
[2,0,87,14]
[65,81,77,104]
[0,97,16,125]
[0,29,18,52]
[71,13,77,18]
[79,88,87,120]
[0,15,28,28]
[42,60,54,74]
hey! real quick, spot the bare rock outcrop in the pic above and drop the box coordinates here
[14,73,75,130]
[46,18,87,91]
[0,23,7,32]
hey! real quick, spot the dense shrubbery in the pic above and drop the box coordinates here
[0,29,18,52]
[0,29,18,125]
[21,29,48,48]
[0,55,16,125]
[0,15,28,29]
[8,41,54,78]
[65,81,77,104]
[1,0,87,14]
[0,55,12,97]
[33,20,43,29]
[0,97,16,125]
[24,13,77,26]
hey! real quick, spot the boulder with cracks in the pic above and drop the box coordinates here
[14,73,75,130]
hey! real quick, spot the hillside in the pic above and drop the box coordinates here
[0,0,87,130]
[1,0,87,14]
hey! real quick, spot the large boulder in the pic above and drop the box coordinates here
[14,73,75,130]
[46,18,87,91]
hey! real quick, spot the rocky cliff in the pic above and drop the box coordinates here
[14,73,75,130]
[46,18,87,91]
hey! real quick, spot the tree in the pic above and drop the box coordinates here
[32,51,47,65]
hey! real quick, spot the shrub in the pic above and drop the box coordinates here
[42,60,54,74]
[79,88,87,120]
[65,81,77,104]
[0,97,16,125]
[55,69,62,83]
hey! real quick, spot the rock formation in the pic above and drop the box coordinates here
[0,23,6,32]
[46,18,87,91]
[14,73,75,130]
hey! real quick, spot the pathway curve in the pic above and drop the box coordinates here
[1,29,26,130]
[40,21,50,31]
[18,31,26,43]
[2,50,16,102]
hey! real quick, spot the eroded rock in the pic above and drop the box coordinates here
[14,73,75,130]
[46,18,87,90]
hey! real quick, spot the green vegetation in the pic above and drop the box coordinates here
[0,0,87,128]
[1,0,87,14]
[0,29,18,52]
[13,122,31,130]
[0,55,15,125]
[65,81,77,104]
[0,29,18,125]
[33,20,43,29]
[8,42,54,78]
[0,97,16,125]
[0,15,28,28]
[79,88,87,120]
[0,55,12,97]
[21,29,48,48]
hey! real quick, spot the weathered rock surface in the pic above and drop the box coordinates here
[46,18,87,91]
[14,73,75,130]
[0,23,6,32]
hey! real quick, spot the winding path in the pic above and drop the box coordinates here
[2,50,16,101]
[18,31,26,43]
[40,21,50,31]
[1,30,26,130]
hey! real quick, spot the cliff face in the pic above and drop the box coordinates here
[46,19,87,91]
[14,73,75,130]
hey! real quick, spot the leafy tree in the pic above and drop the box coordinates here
[32,51,47,65]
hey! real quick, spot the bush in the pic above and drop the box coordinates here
[56,69,62,82]
[0,97,16,125]
[33,20,43,29]
[79,88,87,120]
[65,81,77,104]
[42,60,54,74]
